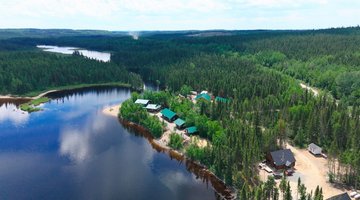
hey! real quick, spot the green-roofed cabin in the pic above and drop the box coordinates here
[195,93,211,102]
[160,108,177,122]
[185,126,198,135]
[174,118,186,129]
[215,96,230,103]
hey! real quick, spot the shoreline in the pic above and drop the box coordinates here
[0,82,138,101]
[0,90,54,100]
[102,104,236,200]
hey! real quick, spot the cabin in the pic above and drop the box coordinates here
[145,104,161,112]
[308,143,322,155]
[190,91,198,95]
[185,126,198,135]
[160,108,177,122]
[326,193,351,200]
[266,149,296,170]
[135,99,149,106]
[215,96,230,103]
[195,93,211,102]
[174,118,186,129]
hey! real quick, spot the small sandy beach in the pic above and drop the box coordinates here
[102,104,121,117]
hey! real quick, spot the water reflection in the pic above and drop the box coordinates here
[0,87,217,200]
[60,113,108,163]
[37,45,111,62]
[0,103,29,126]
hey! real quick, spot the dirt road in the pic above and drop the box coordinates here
[286,143,345,198]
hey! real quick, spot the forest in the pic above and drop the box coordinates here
[1,27,360,199]
[0,51,142,95]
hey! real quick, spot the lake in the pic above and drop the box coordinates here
[0,87,218,200]
[37,45,111,62]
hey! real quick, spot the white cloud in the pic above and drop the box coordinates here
[0,104,29,127]
[0,0,358,30]
[239,0,329,8]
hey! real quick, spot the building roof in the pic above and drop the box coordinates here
[270,149,296,167]
[308,143,322,151]
[145,104,161,110]
[326,193,351,200]
[186,126,198,134]
[174,118,185,127]
[161,108,176,119]
[195,93,211,101]
[135,99,149,105]
[215,96,230,103]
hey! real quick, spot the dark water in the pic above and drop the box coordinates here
[0,87,217,200]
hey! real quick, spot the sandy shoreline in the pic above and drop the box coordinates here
[102,104,121,117]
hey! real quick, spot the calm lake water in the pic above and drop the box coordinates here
[0,87,217,200]
[37,45,111,62]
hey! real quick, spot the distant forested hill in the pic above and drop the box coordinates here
[0,52,142,95]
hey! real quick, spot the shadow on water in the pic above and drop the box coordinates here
[0,98,30,107]
[119,118,235,200]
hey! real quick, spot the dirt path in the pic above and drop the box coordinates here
[300,83,319,97]
[286,143,345,199]
[150,112,190,147]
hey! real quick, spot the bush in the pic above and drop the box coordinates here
[168,133,183,150]
[186,144,206,161]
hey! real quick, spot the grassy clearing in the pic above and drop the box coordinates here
[20,97,50,113]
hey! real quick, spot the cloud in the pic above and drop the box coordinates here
[59,114,107,163]
[238,0,329,8]
[0,104,29,127]
[0,0,358,30]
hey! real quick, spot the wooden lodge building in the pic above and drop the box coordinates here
[326,193,351,200]
[266,149,296,170]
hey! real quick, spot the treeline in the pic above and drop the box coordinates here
[151,54,300,103]
[0,51,143,95]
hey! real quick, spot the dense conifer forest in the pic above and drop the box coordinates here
[1,27,360,199]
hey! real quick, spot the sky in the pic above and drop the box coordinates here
[0,0,359,31]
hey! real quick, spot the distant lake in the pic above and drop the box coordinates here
[0,87,217,200]
[37,45,111,62]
